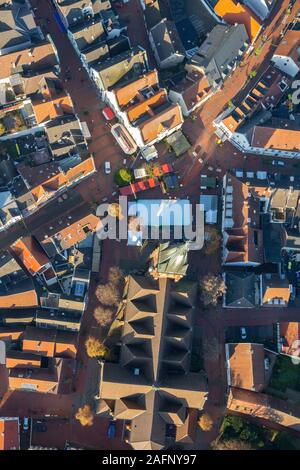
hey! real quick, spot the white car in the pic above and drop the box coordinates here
[272,160,285,166]
[104,162,111,174]
[23,417,29,431]
[240,327,247,340]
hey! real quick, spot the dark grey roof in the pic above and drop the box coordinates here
[225,271,261,308]
[82,40,110,65]
[69,14,106,51]
[262,214,284,263]
[0,3,41,52]
[45,114,88,159]
[243,0,274,21]
[56,0,109,26]
[0,308,36,325]
[36,308,82,330]
[0,159,18,187]
[150,19,185,63]
[144,0,164,30]
[189,24,249,85]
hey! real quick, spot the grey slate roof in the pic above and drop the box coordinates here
[225,271,261,308]
[0,2,41,52]
[45,115,88,159]
[150,18,185,63]
[68,14,106,51]
[188,24,249,86]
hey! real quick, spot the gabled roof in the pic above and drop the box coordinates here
[33,203,101,256]
[0,41,59,80]
[227,343,266,391]
[227,387,300,431]
[45,115,88,159]
[0,250,37,309]
[114,70,159,108]
[279,322,300,355]
[140,103,183,144]
[8,357,72,394]
[223,173,264,264]
[262,274,291,306]
[11,236,50,275]
[190,23,249,85]
[0,290,37,309]
[19,156,95,204]
[214,0,262,41]
[93,46,148,90]
[0,418,19,450]
[68,13,106,51]
[0,3,39,52]
[172,71,211,109]
[274,29,300,61]
[32,89,74,124]
[22,326,78,358]
[150,18,185,62]
[251,126,300,152]
[6,350,42,369]
[56,0,107,25]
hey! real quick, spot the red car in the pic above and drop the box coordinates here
[102,106,115,121]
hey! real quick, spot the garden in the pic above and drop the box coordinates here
[213,415,299,450]
[268,355,300,393]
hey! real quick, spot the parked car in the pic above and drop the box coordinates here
[240,327,247,340]
[272,160,285,166]
[23,417,29,432]
[104,162,111,174]
[102,106,115,121]
[107,420,117,439]
[34,422,47,432]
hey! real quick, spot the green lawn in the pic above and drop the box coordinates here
[269,355,300,392]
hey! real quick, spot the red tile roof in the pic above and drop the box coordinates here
[0,418,19,450]
[115,71,159,108]
[0,42,58,80]
[11,236,50,275]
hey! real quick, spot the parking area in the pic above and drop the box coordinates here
[30,417,130,450]
[226,324,277,350]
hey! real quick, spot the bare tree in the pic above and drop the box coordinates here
[198,413,214,432]
[95,282,121,307]
[211,438,253,450]
[85,336,107,358]
[200,274,226,306]
[108,266,124,289]
[93,305,114,328]
[204,226,221,255]
[75,405,94,427]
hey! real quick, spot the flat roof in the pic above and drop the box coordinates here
[128,199,192,227]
